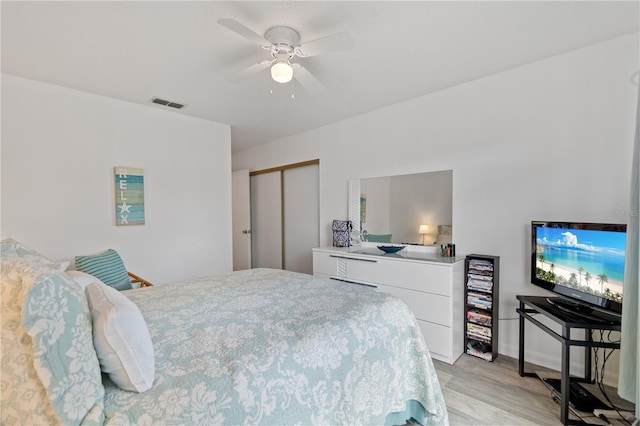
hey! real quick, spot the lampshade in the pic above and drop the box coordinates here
[271,61,293,84]
[418,225,429,234]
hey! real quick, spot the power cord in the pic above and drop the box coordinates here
[593,330,633,425]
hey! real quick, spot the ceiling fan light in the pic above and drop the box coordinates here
[271,61,293,83]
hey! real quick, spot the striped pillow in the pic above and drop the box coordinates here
[75,249,133,291]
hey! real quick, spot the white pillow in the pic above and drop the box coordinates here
[66,270,104,289]
[56,260,71,272]
[85,281,155,392]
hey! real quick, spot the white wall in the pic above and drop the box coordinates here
[2,74,233,284]
[233,33,639,382]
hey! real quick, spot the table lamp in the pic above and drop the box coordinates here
[418,224,430,245]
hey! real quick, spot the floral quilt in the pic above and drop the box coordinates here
[103,268,449,425]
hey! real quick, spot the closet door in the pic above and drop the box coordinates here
[283,163,319,274]
[248,160,319,274]
[250,171,282,269]
[232,169,251,271]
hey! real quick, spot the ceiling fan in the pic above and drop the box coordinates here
[218,18,354,93]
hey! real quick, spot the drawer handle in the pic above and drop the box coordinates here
[329,255,378,263]
[330,277,377,288]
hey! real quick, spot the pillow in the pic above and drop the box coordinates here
[75,249,133,291]
[435,234,452,245]
[367,233,393,243]
[1,237,46,259]
[56,260,71,272]
[2,241,61,424]
[1,237,70,272]
[436,225,453,245]
[66,270,105,290]
[437,225,452,235]
[85,281,155,392]
[1,240,105,426]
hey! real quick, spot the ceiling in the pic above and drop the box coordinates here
[2,1,639,153]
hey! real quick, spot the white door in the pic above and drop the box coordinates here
[232,170,251,270]
[283,164,319,274]
[248,160,319,273]
[250,171,283,269]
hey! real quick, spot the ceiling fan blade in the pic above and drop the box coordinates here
[297,32,354,57]
[293,65,324,94]
[218,18,269,46]
[226,60,271,83]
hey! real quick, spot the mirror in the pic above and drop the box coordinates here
[349,170,452,245]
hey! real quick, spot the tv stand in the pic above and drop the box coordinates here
[517,295,621,425]
[547,296,585,311]
[546,296,621,325]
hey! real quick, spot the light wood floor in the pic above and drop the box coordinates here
[432,355,636,425]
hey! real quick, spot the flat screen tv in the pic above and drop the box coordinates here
[531,221,626,316]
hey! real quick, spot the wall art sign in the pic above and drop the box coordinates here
[115,167,145,226]
[360,193,367,224]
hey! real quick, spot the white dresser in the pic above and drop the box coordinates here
[312,246,464,364]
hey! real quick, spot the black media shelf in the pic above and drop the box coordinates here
[464,254,500,361]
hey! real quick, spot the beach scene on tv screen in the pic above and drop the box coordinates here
[535,227,626,302]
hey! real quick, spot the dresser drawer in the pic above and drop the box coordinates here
[417,319,452,363]
[346,256,452,296]
[312,251,338,276]
[376,283,451,326]
[313,247,462,365]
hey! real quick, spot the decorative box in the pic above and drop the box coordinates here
[332,220,352,247]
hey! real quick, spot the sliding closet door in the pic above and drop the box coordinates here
[283,163,319,274]
[232,169,251,271]
[250,172,282,269]
[248,160,319,274]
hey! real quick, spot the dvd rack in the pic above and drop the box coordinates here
[464,254,500,361]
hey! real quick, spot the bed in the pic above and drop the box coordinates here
[1,238,449,425]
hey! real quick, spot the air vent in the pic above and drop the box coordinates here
[151,97,185,109]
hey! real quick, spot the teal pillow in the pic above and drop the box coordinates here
[75,249,132,291]
[18,258,105,425]
[1,237,46,259]
[2,239,105,424]
[367,234,393,243]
